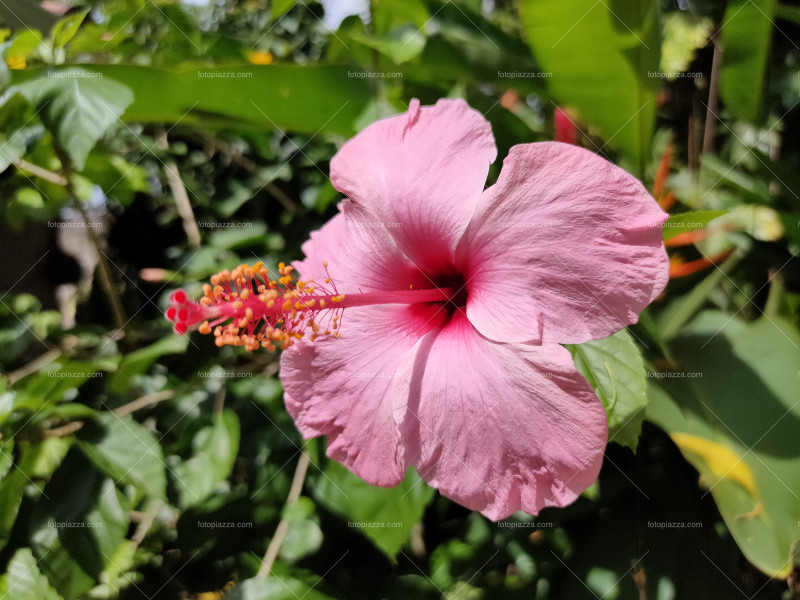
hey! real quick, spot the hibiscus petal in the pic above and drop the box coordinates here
[281,304,448,487]
[459,142,669,344]
[330,98,497,276]
[393,312,607,520]
[293,202,430,292]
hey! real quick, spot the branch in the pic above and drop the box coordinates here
[114,390,175,417]
[256,452,311,578]
[14,159,68,186]
[7,348,62,386]
[157,130,202,249]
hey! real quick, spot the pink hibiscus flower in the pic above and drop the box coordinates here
[168,99,668,520]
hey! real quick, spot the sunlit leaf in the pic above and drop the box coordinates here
[567,329,649,450]
[9,68,133,169]
[646,311,800,578]
[313,463,434,558]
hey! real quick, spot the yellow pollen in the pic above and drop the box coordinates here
[332,294,346,303]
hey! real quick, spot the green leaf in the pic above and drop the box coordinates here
[656,252,742,340]
[227,576,333,600]
[662,210,728,241]
[518,0,661,170]
[349,24,426,64]
[271,0,297,21]
[171,409,240,508]
[9,68,133,169]
[0,127,27,172]
[0,548,64,600]
[110,334,188,394]
[313,463,434,558]
[208,223,269,250]
[719,0,777,122]
[566,329,649,450]
[280,497,323,562]
[30,452,132,600]
[646,311,800,578]
[50,9,89,49]
[77,412,167,500]
[10,64,371,136]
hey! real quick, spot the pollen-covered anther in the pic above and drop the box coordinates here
[165,261,343,352]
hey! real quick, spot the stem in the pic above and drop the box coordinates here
[74,200,128,332]
[158,129,202,249]
[7,349,62,386]
[114,390,176,417]
[256,452,311,578]
[13,159,68,186]
[702,35,722,155]
[43,421,84,438]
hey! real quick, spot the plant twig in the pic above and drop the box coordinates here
[114,390,176,416]
[157,130,202,248]
[131,499,163,548]
[702,35,722,155]
[7,349,62,386]
[43,421,84,438]
[13,159,68,186]
[256,452,311,578]
[74,200,128,332]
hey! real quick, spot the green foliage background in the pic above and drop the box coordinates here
[0,0,799,598]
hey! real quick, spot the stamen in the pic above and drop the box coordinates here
[166,262,458,352]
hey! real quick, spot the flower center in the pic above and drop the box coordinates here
[165,262,460,351]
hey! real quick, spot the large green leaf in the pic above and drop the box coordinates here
[9,68,133,170]
[0,548,64,600]
[77,412,167,500]
[719,0,777,122]
[171,409,240,508]
[313,463,434,558]
[517,0,661,170]
[646,311,800,578]
[11,64,372,136]
[567,329,649,450]
[30,452,132,600]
